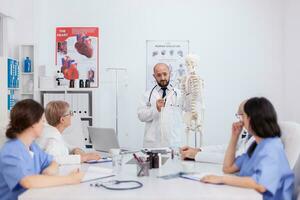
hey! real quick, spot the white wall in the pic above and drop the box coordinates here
[33,0,285,148]
[0,0,34,58]
[0,0,34,145]
[283,0,300,123]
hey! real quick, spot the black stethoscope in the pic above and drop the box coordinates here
[90,180,143,190]
[146,85,177,107]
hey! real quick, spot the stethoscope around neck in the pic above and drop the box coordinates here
[146,84,177,107]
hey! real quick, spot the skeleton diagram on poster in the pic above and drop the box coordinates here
[146,40,189,90]
[56,27,99,87]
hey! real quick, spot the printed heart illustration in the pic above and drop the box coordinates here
[75,33,93,58]
[61,56,79,80]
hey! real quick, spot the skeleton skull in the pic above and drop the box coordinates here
[185,54,199,73]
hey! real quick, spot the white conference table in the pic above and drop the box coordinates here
[20,155,262,200]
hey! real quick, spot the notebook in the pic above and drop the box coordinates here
[84,157,112,164]
[180,172,220,181]
[81,166,114,183]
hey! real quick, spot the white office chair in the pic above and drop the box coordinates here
[0,121,8,148]
[0,131,7,148]
[62,116,87,150]
[293,154,300,200]
[279,121,300,169]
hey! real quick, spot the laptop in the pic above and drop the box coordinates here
[88,127,120,152]
[88,127,135,153]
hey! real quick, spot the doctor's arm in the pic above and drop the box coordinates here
[223,122,243,174]
[137,94,160,122]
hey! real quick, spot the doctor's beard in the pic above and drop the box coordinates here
[156,79,169,88]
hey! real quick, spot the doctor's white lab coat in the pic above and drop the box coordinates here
[137,85,184,148]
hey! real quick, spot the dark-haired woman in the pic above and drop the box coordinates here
[201,97,294,200]
[0,99,84,200]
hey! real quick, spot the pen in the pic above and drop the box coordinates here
[133,153,143,164]
[85,157,112,164]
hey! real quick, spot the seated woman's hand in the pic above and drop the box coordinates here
[67,169,85,184]
[180,146,200,160]
[42,161,59,176]
[231,122,243,137]
[87,152,101,161]
[201,175,224,184]
[81,152,101,162]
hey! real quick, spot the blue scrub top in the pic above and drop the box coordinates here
[235,137,294,200]
[0,139,53,200]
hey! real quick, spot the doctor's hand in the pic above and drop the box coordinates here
[180,146,201,160]
[81,152,101,162]
[201,175,224,184]
[156,98,166,112]
[67,169,85,184]
[231,122,243,138]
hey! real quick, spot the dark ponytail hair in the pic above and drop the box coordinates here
[244,97,281,157]
[6,99,44,139]
[244,97,281,138]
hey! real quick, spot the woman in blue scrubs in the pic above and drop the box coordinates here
[0,99,84,200]
[201,97,294,200]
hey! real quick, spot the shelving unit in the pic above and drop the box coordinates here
[19,44,35,100]
[0,57,20,124]
[39,88,94,92]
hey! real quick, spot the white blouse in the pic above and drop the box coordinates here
[37,124,81,165]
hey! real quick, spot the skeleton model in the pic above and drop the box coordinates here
[181,54,205,147]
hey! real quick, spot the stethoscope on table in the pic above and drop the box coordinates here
[83,174,143,191]
[90,180,143,190]
[146,85,178,107]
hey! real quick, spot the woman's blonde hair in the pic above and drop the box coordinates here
[45,101,69,127]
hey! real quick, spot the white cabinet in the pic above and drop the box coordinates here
[19,44,35,100]
[40,89,93,125]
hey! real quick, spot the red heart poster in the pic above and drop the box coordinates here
[56,27,99,87]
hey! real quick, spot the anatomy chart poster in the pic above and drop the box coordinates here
[146,40,189,90]
[56,27,99,87]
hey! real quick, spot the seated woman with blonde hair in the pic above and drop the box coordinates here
[37,100,100,165]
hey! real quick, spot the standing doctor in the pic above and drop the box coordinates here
[137,63,184,148]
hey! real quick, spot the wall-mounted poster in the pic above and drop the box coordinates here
[56,27,99,87]
[146,40,189,90]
